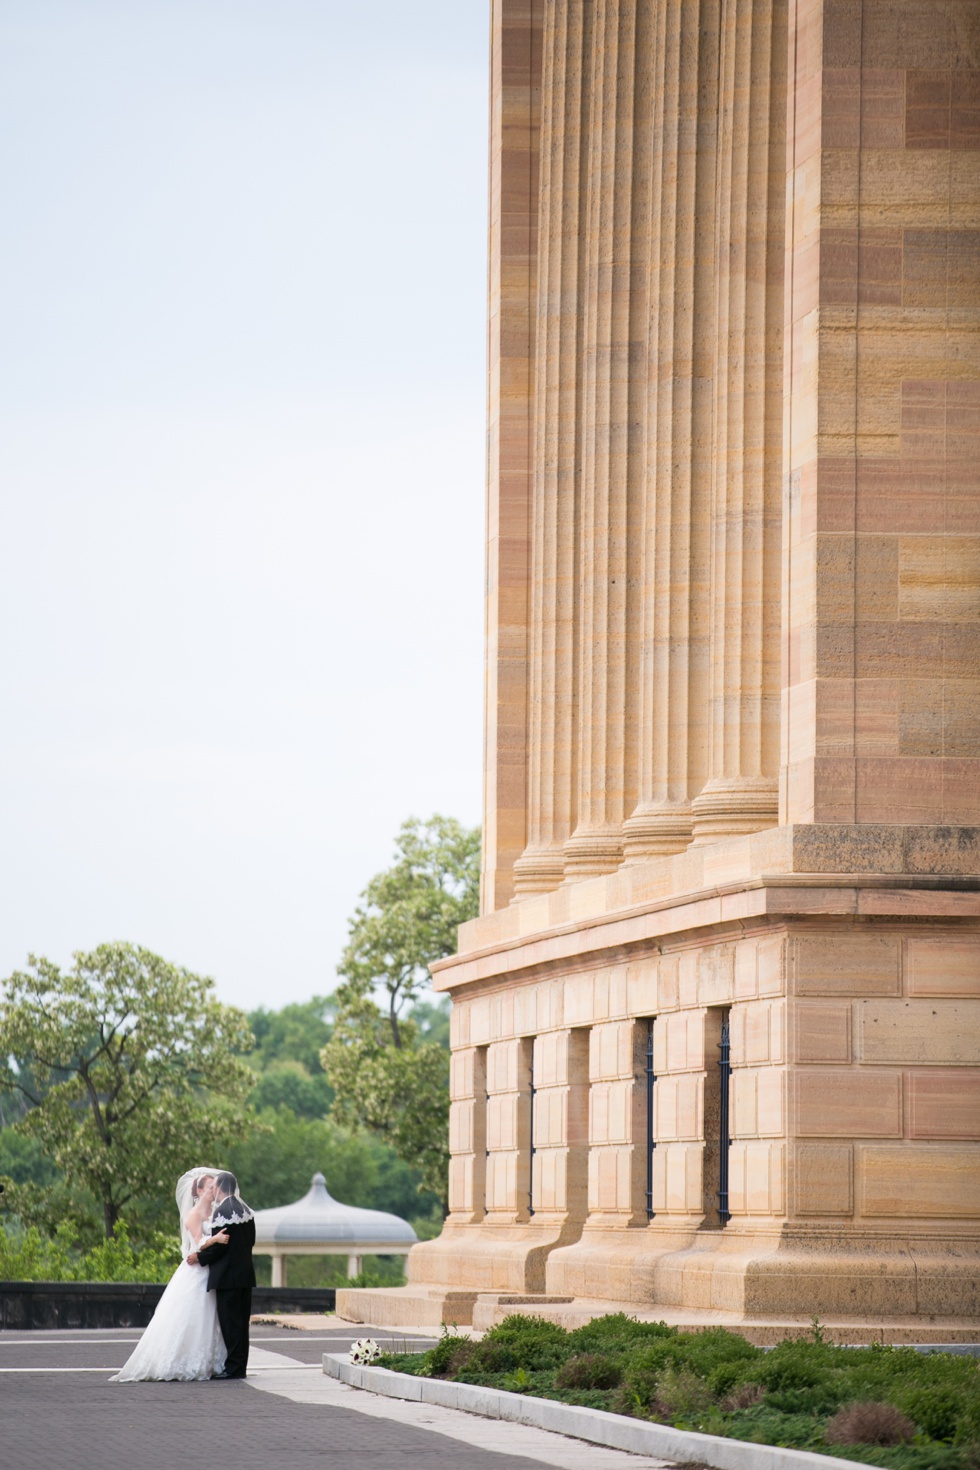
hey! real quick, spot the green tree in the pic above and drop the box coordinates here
[247,996,335,1075]
[0,942,256,1238]
[321,815,480,1206]
[336,815,479,1044]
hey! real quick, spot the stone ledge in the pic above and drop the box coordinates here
[322,1353,868,1470]
[443,825,980,979]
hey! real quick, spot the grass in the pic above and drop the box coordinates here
[376,1314,980,1470]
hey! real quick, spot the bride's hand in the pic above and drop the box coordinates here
[212,1229,231,1245]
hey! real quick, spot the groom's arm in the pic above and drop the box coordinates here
[193,1232,230,1266]
[189,1200,233,1266]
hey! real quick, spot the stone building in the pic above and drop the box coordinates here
[342,0,980,1331]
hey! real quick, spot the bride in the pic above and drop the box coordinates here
[110,1166,231,1383]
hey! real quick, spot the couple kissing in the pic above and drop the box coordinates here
[111,1167,256,1383]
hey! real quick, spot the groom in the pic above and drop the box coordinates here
[188,1170,256,1379]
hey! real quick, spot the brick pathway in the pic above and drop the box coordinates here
[0,1327,673,1469]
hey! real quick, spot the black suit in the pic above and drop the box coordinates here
[196,1195,257,1378]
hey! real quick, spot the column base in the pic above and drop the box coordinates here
[512,847,566,897]
[562,829,623,879]
[621,802,694,859]
[407,1217,585,1295]
[689,776,779,845]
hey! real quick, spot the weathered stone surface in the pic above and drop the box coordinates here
[402,0,980,1324]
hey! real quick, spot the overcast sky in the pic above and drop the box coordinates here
[0,1,488,1011]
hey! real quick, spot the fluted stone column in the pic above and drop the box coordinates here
[563,0,648,878]
[481,0,542,911]
[513,0,592,896]
[622,0,718,859]
[690,0,784,845]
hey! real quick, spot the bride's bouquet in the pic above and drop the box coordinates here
[348,1338,382,1366]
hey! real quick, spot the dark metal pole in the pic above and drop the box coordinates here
[646,1019,656,1219]
[717,1015,732,1223]
[528,1045,536,1217]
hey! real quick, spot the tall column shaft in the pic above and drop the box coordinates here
[482,0,543,911]
[513,0,592,896]
[563,0,647,878]
[622,0,718,859]
[690,0,785,845]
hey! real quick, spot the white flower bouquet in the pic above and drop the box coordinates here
[348,1337,382,1366]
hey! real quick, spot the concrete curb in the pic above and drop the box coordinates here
[322,1353,843,1470]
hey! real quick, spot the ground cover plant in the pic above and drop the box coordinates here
[377,1314,980,1470]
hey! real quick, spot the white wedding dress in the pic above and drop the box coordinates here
[110,1241,228,1383]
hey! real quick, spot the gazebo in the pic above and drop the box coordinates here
[252,1172,417,1286]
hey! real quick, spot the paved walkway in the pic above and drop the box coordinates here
[0,1325,674,1469]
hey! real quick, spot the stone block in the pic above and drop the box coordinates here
[745,1141,785,1214]
[856,999,980,1064]
[448,1155,475,1214]
[532,1147,566,1211]
[745,1002,776,1064]
[860,1144,980,1217]
[590,1079,635,1146]
[794,1003,852,1061]
[795,1143,854,1214]
[590,1019,636,1081]
[735,940,760,999]
[626,958,658,1016]
[450,1047,486,1102]
[658,953,680,1009]
[588,1145,636,1213]
[563,972,595,1027]
[487,1038,524,1094]
[791,934,902,995]
[449,1100,476,1155]
[678,951,699,1008]
[486,1093,520,1151]
[795,1068,902,1136]
[757,1068,786,1136]
[655,1072,703,1142]
[906,936,980,996]
[470,998,493,1046]
[908,1071,980,1138]
[699,944,736,1005]
[654,1143,703,1214]
[734,1071,758,1137]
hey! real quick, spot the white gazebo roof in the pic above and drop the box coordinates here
[252,1172,418,1251]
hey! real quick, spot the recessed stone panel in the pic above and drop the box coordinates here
[794,1003,852,1061]
[857,999,980,1064]
[795,1144,854,1215]
[791,935,901,995]
[907,936,980,996]
[626,959,658,1016]
[908,1071,980,1138]
[449,1100,475,1155]
[699,944,736,1005]
[860,1145,980,1217]
[758,937,787,996]
[794,1069,903,1136]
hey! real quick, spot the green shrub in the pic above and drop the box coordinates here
[479,1314,569,1371]
[381,1314,980,1470]
[425,1329,471,1378]
[900,1390,967,1444]
[555,1353,623,1391]
[655,1365,716,1419]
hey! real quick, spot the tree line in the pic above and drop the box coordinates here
[0,815,479,1284]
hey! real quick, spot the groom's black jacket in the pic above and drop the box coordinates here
[196,1195,257,1290]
